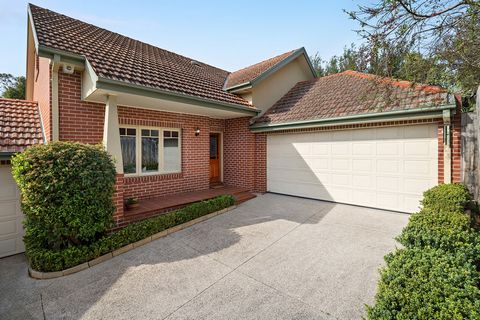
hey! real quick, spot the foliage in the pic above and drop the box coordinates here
[397,209,480,260]
[366,248,480,320]
[345,0,480,107]
[11,142,116,250]
[0,73,25,99]
[27,195,235,272]
[367,183,480,319]
[421,183,471,213]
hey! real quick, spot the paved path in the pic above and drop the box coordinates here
[0,193,409,319]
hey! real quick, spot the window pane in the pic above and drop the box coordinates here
[172,131,179,138]
[127,128,136,136]
[210,135,218,159]
[163,131,171,138]
[151,130,159,137]
[141,129,150,136]
[142,137,159,172]
[120,136,136,174]
[164,137,180,172]
[119,128,126,135]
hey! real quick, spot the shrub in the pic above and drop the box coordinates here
[421,183,471,213]
[11,142,116,250]
[27,195,235,272]
[397,209,480,261]
[366,248,480,320]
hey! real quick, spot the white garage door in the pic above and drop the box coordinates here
[0,165,25,258]
[267,124,438,213]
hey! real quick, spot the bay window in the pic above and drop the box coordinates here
[119,127,181,175]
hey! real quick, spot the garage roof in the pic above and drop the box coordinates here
[254,70,453,127]
[0,99,44,153]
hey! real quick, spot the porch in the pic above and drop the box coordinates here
[122,186,256,224]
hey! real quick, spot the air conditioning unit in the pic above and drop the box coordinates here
[62,64,75,74]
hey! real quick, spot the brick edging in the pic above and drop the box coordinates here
[28,205,237,280]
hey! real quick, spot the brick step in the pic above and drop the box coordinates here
[233,191,256,204]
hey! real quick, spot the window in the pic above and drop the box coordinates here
[120,128,136,174]
[141,129,159,173]
[163,130,180,172]
[119,127,181,175]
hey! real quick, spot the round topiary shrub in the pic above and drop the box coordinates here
[12,142,116,250]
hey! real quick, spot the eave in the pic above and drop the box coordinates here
[250,104,456,132]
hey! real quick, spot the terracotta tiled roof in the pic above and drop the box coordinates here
[0,99,44,152]
[29,4,251,107]
[256,70,450,125]
[224,50,297,90]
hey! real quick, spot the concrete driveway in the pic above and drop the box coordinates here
[0,193,408,320]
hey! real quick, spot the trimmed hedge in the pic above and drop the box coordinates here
[27,195,235,272]
[11,142,116,250]
[397,209,480,261]
[421,183,471,214]
[367,184,480,319]
[366,248,480,319]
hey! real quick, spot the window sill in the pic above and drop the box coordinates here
[124,172,183,183]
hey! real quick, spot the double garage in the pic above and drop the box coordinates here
[266,124,439,213]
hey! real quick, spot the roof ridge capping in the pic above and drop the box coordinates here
[339,70,448,94]
[224,47,317,91]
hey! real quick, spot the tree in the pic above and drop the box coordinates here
[345,0,480,107]
[0,73,26,99]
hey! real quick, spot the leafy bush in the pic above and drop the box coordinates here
[27,195,235,272]
[12,142,116,250]
[367,248,480,320]
[397,209,480,260]
[421,183,471,213]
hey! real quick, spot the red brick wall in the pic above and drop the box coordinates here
[223,117,267,192]
[117,106,226,201]
[33,56,52,141]
[58,71,104,143]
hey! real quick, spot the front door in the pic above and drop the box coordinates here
[210,133,220,183]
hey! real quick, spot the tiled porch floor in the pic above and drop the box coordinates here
[124,186,256,222]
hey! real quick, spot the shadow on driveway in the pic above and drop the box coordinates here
[0,193,409,320]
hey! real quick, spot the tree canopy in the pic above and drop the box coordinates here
[341,0,480,108]
[0,73,26,100]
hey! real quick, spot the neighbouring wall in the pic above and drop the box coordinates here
[462,111,479,200]
[34,56,52,141]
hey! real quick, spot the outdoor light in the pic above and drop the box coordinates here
[195,127,200,136]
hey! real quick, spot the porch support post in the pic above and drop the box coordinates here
[103,95,124,174]
[443,109,452,183]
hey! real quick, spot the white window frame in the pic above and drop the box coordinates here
[119,125,182,177]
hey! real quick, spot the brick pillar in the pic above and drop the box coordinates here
[254,133,267,193]
[112,174,125,227]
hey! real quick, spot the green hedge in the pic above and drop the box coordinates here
[421,183,471,213]
[397,209,480,261]
[367,184,480,319]
[11,142,116,250]
[366,248,480,320]
[27,195,235,272]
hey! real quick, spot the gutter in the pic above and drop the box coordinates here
[250,104,457,132]
[95,77,260,116]
[0,152,14,160]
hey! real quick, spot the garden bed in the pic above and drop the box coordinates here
[367,184,480,319]
[28,195,236,278]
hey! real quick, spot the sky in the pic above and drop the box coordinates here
[0,0,366,77]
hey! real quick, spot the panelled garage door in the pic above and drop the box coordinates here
[0,165,25,258]
[267,124,438,213]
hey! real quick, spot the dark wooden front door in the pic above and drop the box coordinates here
[210,133,220,183]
